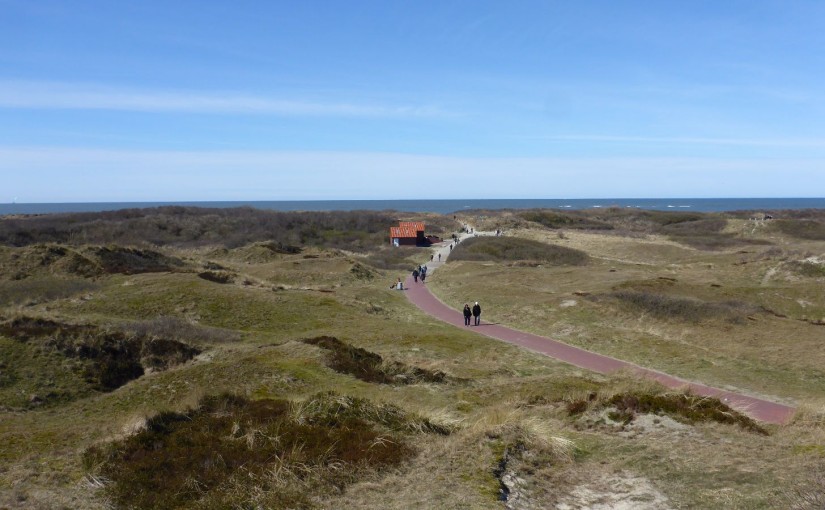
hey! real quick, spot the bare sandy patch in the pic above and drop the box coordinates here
[555,470,673,510]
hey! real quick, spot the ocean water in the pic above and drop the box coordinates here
[1,198,824,216]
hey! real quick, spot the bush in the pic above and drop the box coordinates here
[518,210,613,230]
[361,246,420,270]
[0,207,399,252]
[607,291,756,324]
[606,392,767,434]
[83,392,427,509]
[788,261,825,278]
[775,220,825,241]
[1,316,201,391]
[197,270,235,284]
[302,336,447,385]
[565,391,767,434]
[0,278,98,307]
[450,236,588,265]
[122,316,241,344]
[92,246,186,274]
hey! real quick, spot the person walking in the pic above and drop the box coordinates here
[472,301,481,326]
[463,304,472,326]
[438,253,441,262]
[420,271,426,283]
[412,269,419,283]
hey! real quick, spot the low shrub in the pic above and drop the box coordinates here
[302,336,447,385]
[775,219,825,241]
[92,246,186,274]
[0,207,398,253]
[121,316,241,344]
[0,278,99,307]
[607,291,756,324]
[0,316,200,391]
[449,237,588,265]
[658,218,727,236]
[565,391,767,434]
[197,270,235,284]
[788,260,825,278]
[361,246,420,270]
[669,234,772,251]
[84,392,429,509]
[606,392,768,434]
[518,210,613,230]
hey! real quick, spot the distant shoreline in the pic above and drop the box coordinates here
[1,197,824,216]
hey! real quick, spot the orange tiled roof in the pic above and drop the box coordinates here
[390,226,419,238]
[399,221,425,231]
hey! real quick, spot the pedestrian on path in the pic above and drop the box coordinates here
[463,304,472,326]
[472,302,481,326]
[431,254,434,261]
[438,253,441,261]
[420,272,426,283]
[412,268,419,283]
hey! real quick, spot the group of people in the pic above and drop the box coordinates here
[463,302,482,326]
[411,264,428,283]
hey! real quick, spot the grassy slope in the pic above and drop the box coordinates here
[430,223,825,403]
[1,211,825,508]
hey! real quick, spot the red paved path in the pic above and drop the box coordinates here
[404,273,795,425]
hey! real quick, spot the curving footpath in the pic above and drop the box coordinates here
[405,236,795,425]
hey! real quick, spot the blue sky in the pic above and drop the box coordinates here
[2,0,824,201]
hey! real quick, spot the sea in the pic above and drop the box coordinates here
[1,198,824,216]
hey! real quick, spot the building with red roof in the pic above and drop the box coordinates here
[390,221,426,246]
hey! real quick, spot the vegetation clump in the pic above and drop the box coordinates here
[0,278,99,307]
[0,207,398,251]
[197,270,235,284]
[84,392,434,509]
[0,316,199,393]
[449,237,589,265]
[518,210,613,230]
[566,391,767,434]
[787,260,825,278]
[302,336,447,385]
[92,246,186,274]
[120,316,241,344]
[604,291,757,324]
[349,262,376,280]
[774,219,825,240]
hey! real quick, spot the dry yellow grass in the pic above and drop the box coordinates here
[3,215,825,509]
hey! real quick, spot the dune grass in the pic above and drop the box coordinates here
[449,236,588,265]
[3,208,825,509]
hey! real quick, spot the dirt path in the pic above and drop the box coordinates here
[406,228,795,425]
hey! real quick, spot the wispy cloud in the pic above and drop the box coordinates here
[1,146,823,202]
[0,80,444,118]
[539,134,825,148]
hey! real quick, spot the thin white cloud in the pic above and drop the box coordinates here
[1,146,823,202]
[539,134,825,148]
[0,80,444,118]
